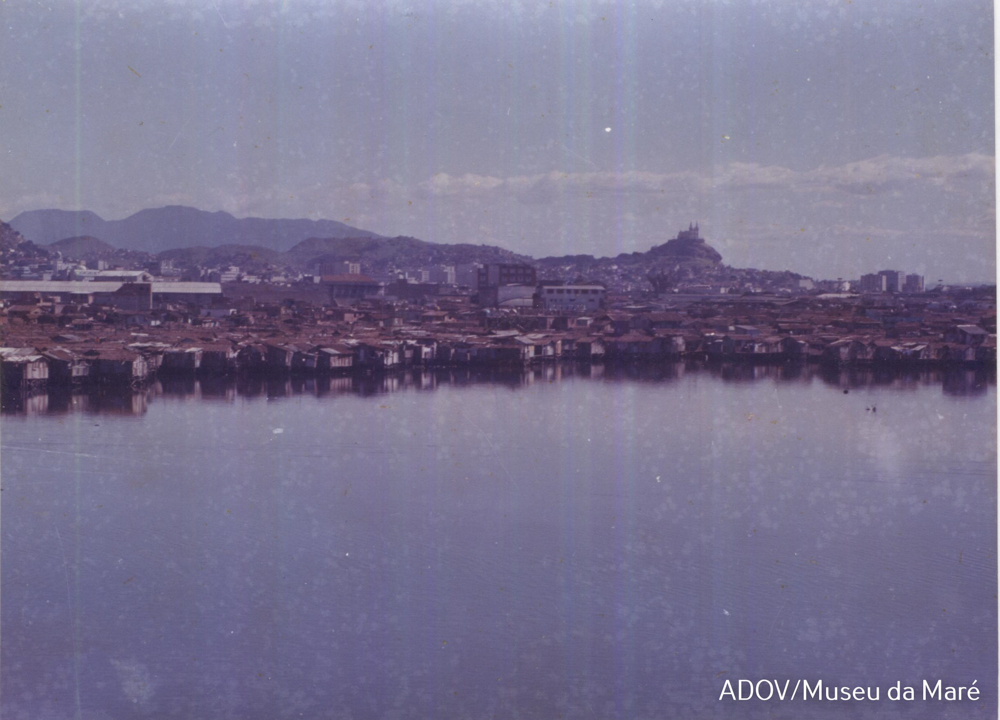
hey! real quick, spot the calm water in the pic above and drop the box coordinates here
[1,365,996,719]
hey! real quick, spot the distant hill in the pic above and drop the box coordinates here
[646,234,723,264]
[0,219,27,252]
[47,236,118,261]
[151,236,530,272]
[284,236,531,271]
[9,206,384,253]
[158,244,283,270]
[538,230,723,269]
[536,226,727,291]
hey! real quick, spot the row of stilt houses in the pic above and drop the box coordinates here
[1,325,994,390]
[705,333,995,365]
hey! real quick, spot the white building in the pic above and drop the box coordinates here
[541,284,606,312]
[429,265,457,285]
[95,270,155,283]
[218,266,241,283]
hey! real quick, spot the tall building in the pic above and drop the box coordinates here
[455,263,480,288]
[428,265,457,285]
[877,270,905,293]
[312,260,361,277]
[476,263,537,288]
[903,274,925,293]
[858,273,887,292]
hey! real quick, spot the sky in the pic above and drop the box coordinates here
[0,0,994,282]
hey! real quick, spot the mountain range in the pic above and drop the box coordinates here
[9,206,383,253]
[157,236,533,273]
[5,205,729,278]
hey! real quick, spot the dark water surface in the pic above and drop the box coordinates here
[2,365,996,719]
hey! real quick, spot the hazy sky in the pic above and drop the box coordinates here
[0,0,994,281]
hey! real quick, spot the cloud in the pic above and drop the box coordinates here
[707,153,995,198]
[422,173,505,197]
[365,153,995,208]
[807,153,995,196]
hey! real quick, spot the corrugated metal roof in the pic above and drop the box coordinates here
[0,280,221,294]
[152,282,222,293]
[321,274,379,284]
[0,281,122,293]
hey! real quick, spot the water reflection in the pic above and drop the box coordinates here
[1,358,995,720]
[2,362,994,415]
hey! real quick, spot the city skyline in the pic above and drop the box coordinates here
[0,0,994,282]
